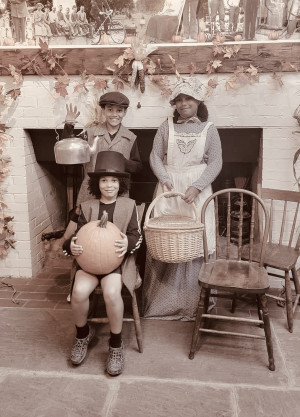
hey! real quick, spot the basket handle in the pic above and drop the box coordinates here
[144,191,199,227]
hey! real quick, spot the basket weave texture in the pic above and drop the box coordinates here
[144,192,204,263]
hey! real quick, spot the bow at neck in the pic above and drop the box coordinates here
[176,116,200,124]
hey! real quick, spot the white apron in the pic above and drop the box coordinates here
[154,117,216,256]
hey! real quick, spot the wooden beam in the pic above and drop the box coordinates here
[0,41,299,76]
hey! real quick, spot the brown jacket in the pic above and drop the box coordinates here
[62,122,141,205]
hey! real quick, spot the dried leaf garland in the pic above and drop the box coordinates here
[0,40,298,260]
[0,130,14,255]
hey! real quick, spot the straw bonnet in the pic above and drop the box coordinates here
[169,77,205,105]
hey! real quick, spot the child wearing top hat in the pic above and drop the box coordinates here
[63,150,142,376]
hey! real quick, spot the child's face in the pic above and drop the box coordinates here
[98,176,120,201]
[103,104,127,129]
[174,94,199,119]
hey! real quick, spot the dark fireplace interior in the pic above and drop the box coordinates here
[29,127,262,276]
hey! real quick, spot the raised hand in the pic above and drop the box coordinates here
[65,103,80,124]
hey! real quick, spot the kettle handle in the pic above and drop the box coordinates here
[54,122,87,142]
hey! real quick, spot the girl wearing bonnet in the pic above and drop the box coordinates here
[143,77,222,321]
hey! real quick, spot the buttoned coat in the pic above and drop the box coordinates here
[76,123,139,204]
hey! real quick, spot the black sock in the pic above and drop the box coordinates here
[109,331,122,348]
[75,323,89,339]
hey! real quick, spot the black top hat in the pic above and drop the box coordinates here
[88,151,130,178]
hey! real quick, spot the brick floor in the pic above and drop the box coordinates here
[0,256,72,310]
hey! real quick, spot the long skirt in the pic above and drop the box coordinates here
[142,253,204,321]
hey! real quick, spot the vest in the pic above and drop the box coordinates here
[80,196,138,295]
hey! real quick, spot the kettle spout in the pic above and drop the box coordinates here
[89,136,100,155]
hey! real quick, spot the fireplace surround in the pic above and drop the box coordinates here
[1,71,299,277]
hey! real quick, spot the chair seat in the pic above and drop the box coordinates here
[245,243,299,271]
[199,259,270,293]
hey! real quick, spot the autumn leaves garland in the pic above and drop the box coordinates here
[0,129,15,256]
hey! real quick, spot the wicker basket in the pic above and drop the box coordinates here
[144,192,204,263]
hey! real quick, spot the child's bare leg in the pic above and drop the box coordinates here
[70,270,98,365]
[71,270,99,326]
[101,273,123,333]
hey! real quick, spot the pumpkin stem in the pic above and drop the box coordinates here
[98,210,108,228]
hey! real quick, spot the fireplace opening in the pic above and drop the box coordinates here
[29,127,262,274]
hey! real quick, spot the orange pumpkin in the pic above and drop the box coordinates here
[172,34,182,43]
[268,31,279,40]
[28,39,35,46]
[234,34,242,41]
[197,31,206,43]
[100,33,110,44]
[76,211,124,275]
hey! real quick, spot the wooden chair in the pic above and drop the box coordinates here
[248,188,300,333]
[88,203,145,353]
[189,188,275,371]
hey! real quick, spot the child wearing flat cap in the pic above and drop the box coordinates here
[62,92,142,239]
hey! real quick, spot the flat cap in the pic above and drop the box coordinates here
[99,92,130,108]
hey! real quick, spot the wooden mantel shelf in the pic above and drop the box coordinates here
[0,40,300,76]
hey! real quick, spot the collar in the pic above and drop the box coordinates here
[176,116,201,124]
[93,123,135,141]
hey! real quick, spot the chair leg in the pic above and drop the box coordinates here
[189,287,207,360]
[131,290,143,353]
[204,288,210,314]
[259,293,275,371]
[88,291,97,319]
[284,271,294,333]
[292,267,300,295]
[256,295,263,326]
[231,293,237,313]
[291,267,300,313]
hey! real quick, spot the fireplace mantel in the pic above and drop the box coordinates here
[0,40,300,76]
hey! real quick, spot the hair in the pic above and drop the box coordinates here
[88,175,130,199]
[173,101,208,123]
